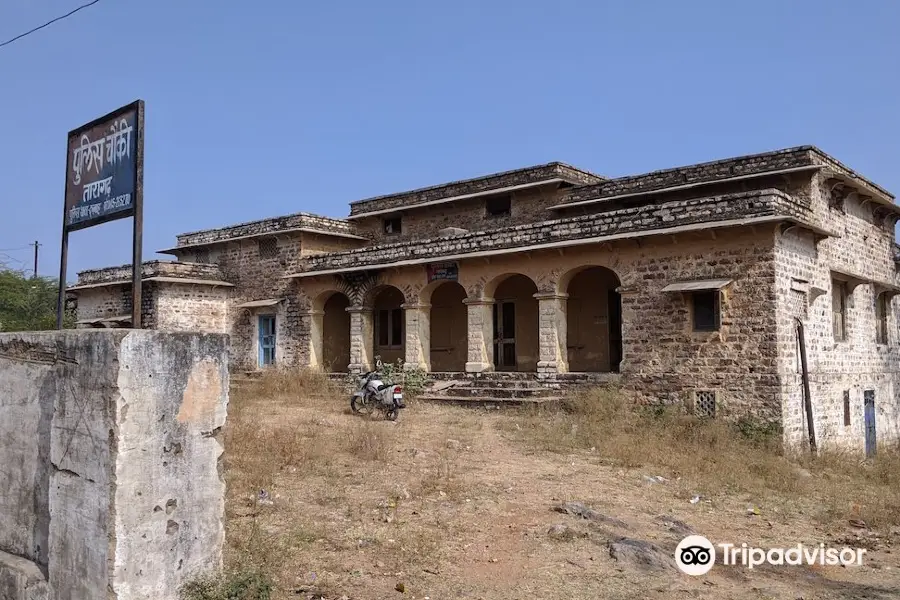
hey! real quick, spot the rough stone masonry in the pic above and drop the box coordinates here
[0,330,228,600]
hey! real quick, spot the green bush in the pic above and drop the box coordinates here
[180,570,272,600]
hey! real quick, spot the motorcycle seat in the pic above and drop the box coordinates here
[377,383,392,391]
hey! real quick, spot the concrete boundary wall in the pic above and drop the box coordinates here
[0,330,228,600]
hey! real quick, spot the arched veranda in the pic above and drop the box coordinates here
[486,273,539,372]
[309,290,352,373]
[371,286,406,366]
[422,281,468,372]
[560,266,622,373]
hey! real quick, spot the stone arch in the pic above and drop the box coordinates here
[311,290,351,373]
[427,281,468,372]
[483,272,540,300]
[485,273,540,372]
[370,285,406,365]
[560,265,623,372]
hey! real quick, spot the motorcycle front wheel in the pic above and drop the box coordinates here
[351,395,374,414]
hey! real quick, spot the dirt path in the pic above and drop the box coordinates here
[224,391,900,600]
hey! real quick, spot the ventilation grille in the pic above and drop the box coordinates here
[694,391,717,418]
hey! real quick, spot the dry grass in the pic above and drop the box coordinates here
[216,371,900,599]
[501,387,900,528]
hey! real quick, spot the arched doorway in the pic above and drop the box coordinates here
[429,281,467,372]
[372,286,405,365]
[564,266,622,372]
[489,274,539,372]
[322,292,351,372]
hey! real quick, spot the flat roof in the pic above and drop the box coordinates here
[348,162,603,217]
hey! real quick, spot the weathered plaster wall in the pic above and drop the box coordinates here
[775,172,900,451]
[0,330,228,600]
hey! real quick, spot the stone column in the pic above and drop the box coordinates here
[302,310,325,370]
[464,298,495,373]
[347,306,374,374]
[534,292,568,375]
[402,303,431,372]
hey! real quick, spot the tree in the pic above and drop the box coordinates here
[0,268,74,331]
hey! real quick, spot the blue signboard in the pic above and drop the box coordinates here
[64,101,143,231]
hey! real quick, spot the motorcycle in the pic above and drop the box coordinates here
[350,364,405,421]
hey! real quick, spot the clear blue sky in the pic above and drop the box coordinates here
[2,0,899,280]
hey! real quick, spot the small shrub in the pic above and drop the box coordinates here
[181,570,272,600]
[348,422,392,461]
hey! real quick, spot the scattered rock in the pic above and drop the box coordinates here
[608,538,676,571]
[257,489,274,506]
[552,502,629,530]
[849,519,869,530]
[395,582,406,593]
[446,439,461,450]
[747,506,760,516]
[547,523,588,541]
[689,495,702,505]
[656,516,693,536]
[643,475,667,484]
[794,467,812,478]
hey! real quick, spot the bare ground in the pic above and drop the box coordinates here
[222,378,900,600]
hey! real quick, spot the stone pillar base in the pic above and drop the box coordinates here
[465,361,493,373]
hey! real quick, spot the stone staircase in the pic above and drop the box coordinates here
[417,372,621,408]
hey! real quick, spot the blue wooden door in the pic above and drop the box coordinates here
[864,390,876,458]
[258,315,276,367]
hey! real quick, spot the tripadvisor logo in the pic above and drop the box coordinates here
[675,535,867,575]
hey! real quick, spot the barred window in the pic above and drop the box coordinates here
[258,238,277,259]
[194,249,209,264]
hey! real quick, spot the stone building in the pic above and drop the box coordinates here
[70,146,900,452]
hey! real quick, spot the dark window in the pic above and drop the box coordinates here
[692,291,720,331]
[843,390,851,426]
[391,308,403,346]
[194,249,209,264]
[486,194,511,217]
[376,308,403,347]
[832,280,847,341]
[384,217,402,235]
[258,237,277,259]
[876,293,889,345]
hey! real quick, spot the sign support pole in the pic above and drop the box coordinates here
[56,230,69,330]
[131,101,145,329]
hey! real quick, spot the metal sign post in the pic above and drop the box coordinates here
[56,100,145,329]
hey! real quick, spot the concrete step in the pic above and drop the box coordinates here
[417,394,562,408]
[433,386,558,398]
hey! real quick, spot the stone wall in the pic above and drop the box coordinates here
[73,283,157,328]
[348,162,602,217]
[174,212,360,248]
[775,170,900,451]
[0,330,228,600]
[77,261,224,286]
[351,184,570,245]
[156,284,229,333]
[298,189,804,274]
[167,233,305,371]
